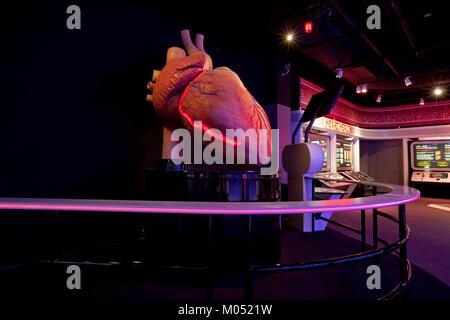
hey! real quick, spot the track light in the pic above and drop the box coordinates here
[361,84,368,93]
[404,76,412,86]
[336,68,343,78]
[356,85,361,94]
[376,95,382,103]
[420,98,424,105]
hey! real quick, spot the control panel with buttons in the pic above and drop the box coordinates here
[411,171,450,183]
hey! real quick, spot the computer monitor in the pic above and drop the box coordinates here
[299,81,345,123]
[309,134,329,171]
[411,140,450,171]
[336,139,353,171]
[292,81,345,143]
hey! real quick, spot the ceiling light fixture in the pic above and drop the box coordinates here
[420,98,425,105]
[286,33,293,42]
[304,22,313,33]
[361,84,368,93]
[404,76,412,86]
[376,95,382,103]
[356,85,361,94]
[336,68,343,78]
[434,88,443,95]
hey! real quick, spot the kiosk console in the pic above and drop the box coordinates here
[335,138,375,183]
[309,134,355,188]
[410,140,450,197]
[314,136,374,192]
[315,172,350,188]
[340,171,375,182]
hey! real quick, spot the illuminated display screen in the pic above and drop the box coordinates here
[337,140,352,170]
[310,134,329,170]
[411,141,450,171]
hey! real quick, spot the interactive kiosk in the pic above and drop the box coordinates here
[284,81,344,231]
[410,140,450,197]
[315,137,353,189]
[334,139,375,183]
[315,136,374,191]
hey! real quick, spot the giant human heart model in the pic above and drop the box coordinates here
[146,30,271,165]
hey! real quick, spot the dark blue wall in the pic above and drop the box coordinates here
[0,1,267,199]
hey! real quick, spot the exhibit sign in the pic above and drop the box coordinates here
[324,118,352,135]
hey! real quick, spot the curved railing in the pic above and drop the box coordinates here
[0,180,420,300]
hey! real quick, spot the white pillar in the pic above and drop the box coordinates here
[330,133,337,172]
[353,137,360,172]
[402,138,409,186]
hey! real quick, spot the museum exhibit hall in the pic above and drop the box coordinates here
[1,0,449,308]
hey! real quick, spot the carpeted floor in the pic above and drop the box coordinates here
[327,197,450,287]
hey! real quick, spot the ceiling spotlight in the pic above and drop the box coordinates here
[304,22,313,33]
[356,85,361,94]
[286,34,294,42]
[336,68,343,78]
[376,95,382,103]
[404,76,412,86]
[420,98,425,105]
[361,84,368,93]
[434,88,443,95]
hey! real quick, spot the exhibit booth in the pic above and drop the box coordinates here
[298,78,450,198]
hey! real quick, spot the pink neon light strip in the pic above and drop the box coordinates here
[0,194,420,215]
[178,69,240,146]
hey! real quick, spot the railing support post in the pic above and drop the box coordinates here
[373,210,378,248]
[311,213,315,233]
[360,185,366,251]
[49,209,60,298]
[361,209,366,251]
[244,214,253,300]
[398,204,409,300]
[205,214,214,300]
[372,187,379,264]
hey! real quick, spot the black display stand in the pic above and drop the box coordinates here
[146,160,281,269]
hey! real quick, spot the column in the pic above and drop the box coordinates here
[353,137,360,172]
[330,133,337,172]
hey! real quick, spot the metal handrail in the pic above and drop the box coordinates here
[253,234,409,273]
[0,179,418,300]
